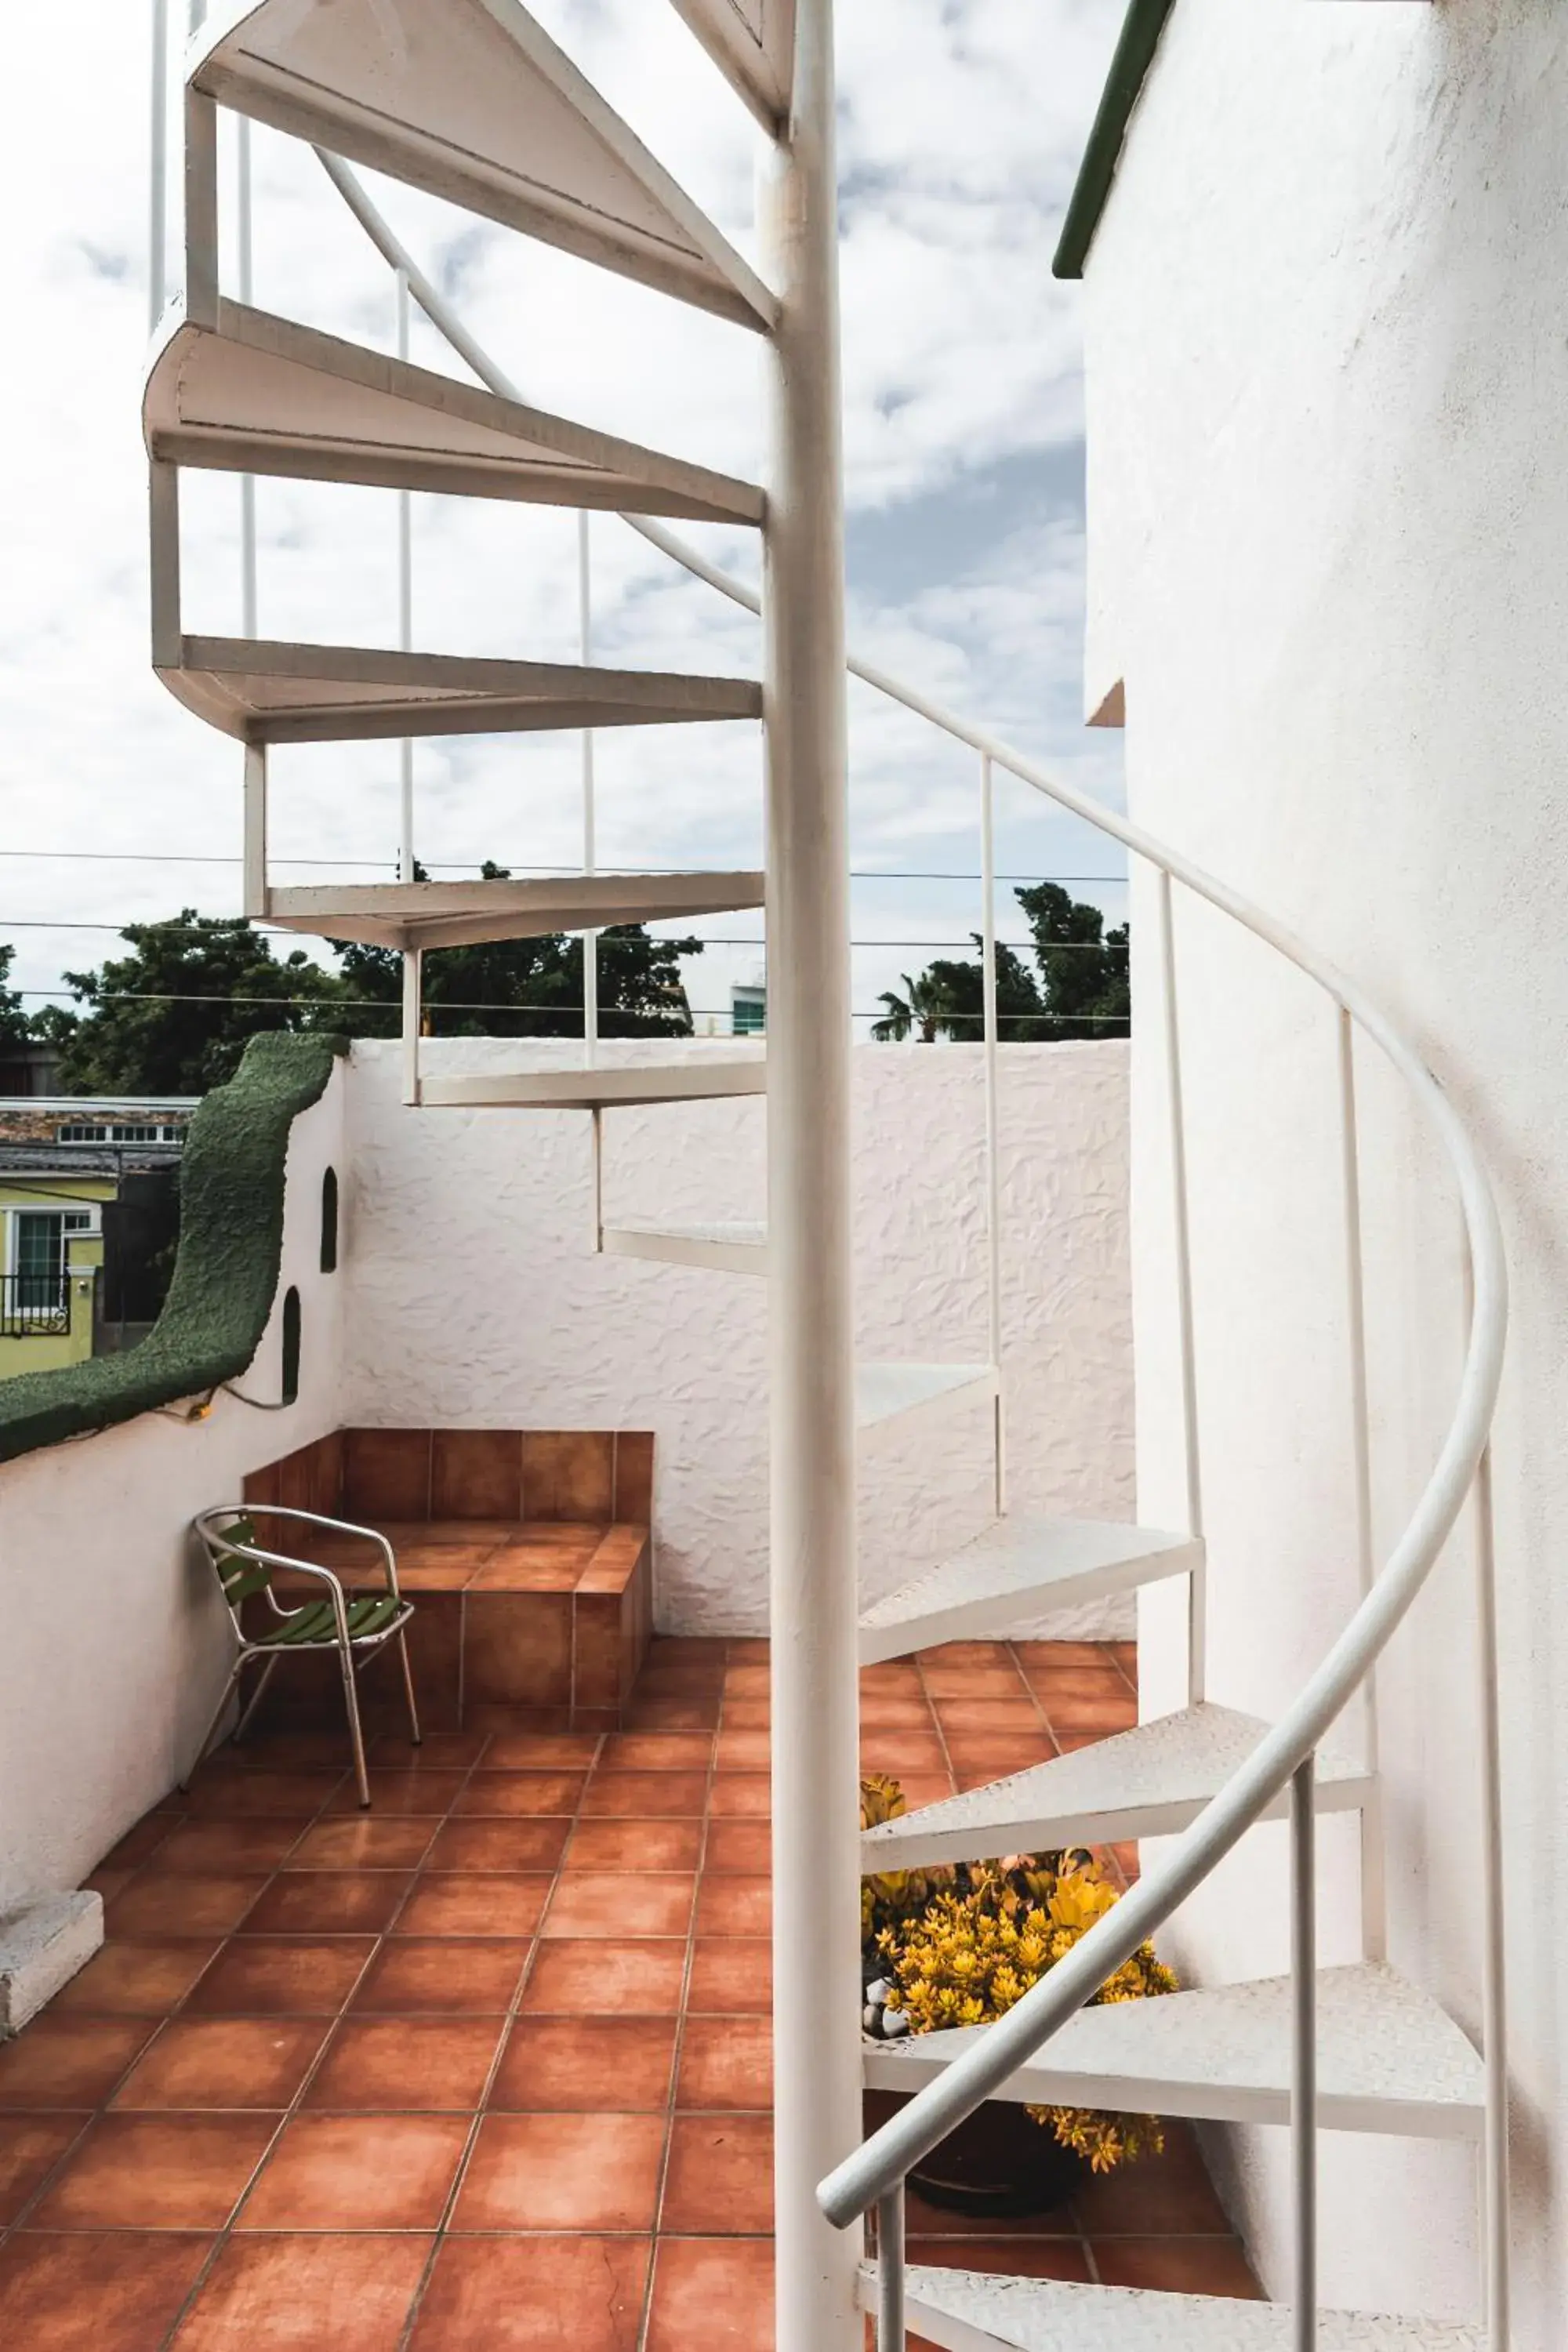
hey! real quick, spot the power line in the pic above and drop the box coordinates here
[6,991,1128,1022]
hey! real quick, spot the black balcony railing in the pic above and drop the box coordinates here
[0,1272,71,1338]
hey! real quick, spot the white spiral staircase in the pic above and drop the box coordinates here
[145,4,1511,2347]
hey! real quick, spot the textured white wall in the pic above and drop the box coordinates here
[0,1073,347,1909]
[341,1037,1134,1635]
[1083,1,1568,2334]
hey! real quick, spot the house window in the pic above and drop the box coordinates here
[56,1121,183,1145]
[320,1168,339,1275]
[9,1210,90,1315]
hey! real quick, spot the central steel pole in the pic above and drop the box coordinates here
[761,4,860,2347]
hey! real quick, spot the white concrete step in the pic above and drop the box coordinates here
[145,300,764,523]
[155,637,761,746]
[859,2267,1482,2350]
[601,1221,767,1274]
[860,1703,1374,1867]
[419,1059,766,1111]
[190,0,777,331]
[863,1960,1483,2141]
[266,871,764,952]
[855,1363,999,1433]
[858,1516,1200,1664]
[670,0,795,129]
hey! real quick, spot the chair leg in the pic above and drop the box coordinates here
[232,1653,281,1748]
[396,1627,422,1749]
[180,1660,241,1791]
[337,1639,372,1809]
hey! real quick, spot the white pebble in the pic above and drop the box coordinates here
[866,1979,891,2005]
[862,2004,882,2034]
[881,2007,910,2037]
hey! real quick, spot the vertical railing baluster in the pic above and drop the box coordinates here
[148,0,170,336]
[1464,1237,1510,2348]
[238,117,257,637]
[1337,1006,1385,1961]
[1291,1755,1317,2351]
[579,511,598,1062]
[396,267,414,880]
[877,2183,905,2349]
[979,753,1004,1515]
[1156,866,1204,1703]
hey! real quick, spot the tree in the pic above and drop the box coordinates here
[37,866,707,1094]
[876,937,1056,1044]
[0,945,32,1051]
[47,912,347,1095]
[871,885,1130,1044]
[334,864,702,1040]
[1015,882,1130,1038]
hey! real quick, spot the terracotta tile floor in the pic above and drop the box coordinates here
[0,1637,1259,2349]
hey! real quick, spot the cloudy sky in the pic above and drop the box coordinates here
[0,0,1127,1040]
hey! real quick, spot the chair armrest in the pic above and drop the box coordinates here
[197,1503,402,1602]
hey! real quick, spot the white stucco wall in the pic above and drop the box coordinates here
[340,1037,1134,1635]
[0,1071,347,1908]
[1082,2,1568,2336]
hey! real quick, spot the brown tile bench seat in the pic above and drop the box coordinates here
[239,1429,654,1733]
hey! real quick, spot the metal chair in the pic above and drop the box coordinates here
[188,1504,420,1806]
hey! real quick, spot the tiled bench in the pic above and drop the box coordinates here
[239,1427,654,1732]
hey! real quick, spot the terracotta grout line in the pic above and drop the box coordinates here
[393,1720,605,2352]
[633,1640,726,2352]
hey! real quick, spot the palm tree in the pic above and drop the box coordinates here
[872,970,952,1042]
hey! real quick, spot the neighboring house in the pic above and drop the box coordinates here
[0,1101,193,1373]
[1059,0,1563,2336]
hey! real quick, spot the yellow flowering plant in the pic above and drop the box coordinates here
[863,1778,1178,2175]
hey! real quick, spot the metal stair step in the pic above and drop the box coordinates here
[418,1059,766,1111]
[265,872,764,952]
[863,1960,1483,2141]
[670,0,795,129]
[601,1222,767,1274]
[155,637,761,746]
[861,2267,1483,2350]
[855,1363,1000,1433]
[145,300,765,522]
[858,1516,1200,1664]
[859,1703,1374,1867]
[190,0,777,330]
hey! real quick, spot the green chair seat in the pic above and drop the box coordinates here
[251,1592,409,1649]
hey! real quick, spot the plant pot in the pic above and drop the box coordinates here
[866,2089,1087,2219]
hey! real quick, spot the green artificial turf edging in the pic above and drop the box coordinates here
[1053,0,1178,281]
[0,1032,347,1465]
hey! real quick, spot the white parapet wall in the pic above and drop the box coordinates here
[0,1071,347,1914]
[342,1036,1134,1635]
[1080,0,1568,2336]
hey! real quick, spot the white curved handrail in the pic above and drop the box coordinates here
[318,145,1509,2325]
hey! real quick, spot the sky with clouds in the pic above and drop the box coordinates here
[0,0,1128,1043]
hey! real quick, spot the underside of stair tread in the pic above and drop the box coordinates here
[862,1960,1483,2140]
[156,637,761,745]
[601,1221,767,1274]
[855,1363,1000,1432]
[266,871,764,950]
[862,2267,1483,2350]
[669,0,795,127]
[419,1059,765,1111]
[191,0,777,331]
[859,1515,1200,1663]
[145,301,764,521]
[859,1703,1374,1865]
